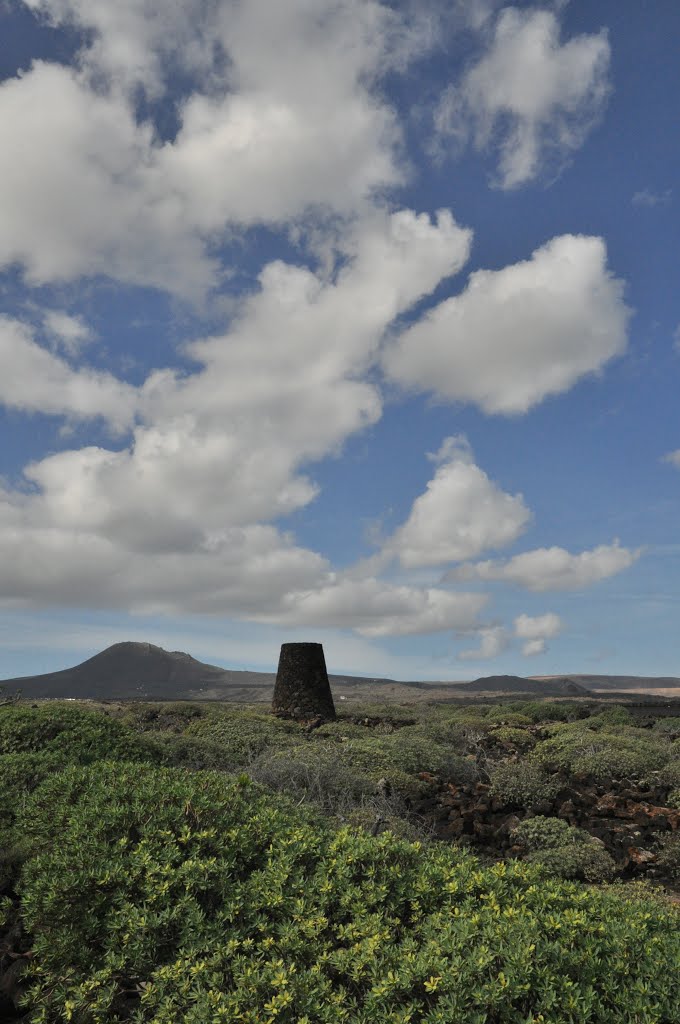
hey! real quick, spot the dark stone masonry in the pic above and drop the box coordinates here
[272,642,336,721]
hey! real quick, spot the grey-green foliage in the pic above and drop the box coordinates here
[652,716,680,737]
[246,742,378,814]
[511,816,590,851]
[9,759,680,1024]
[529,717,672,784]
[511,816,617,883]
[183,709,305,765]
[525,844,617,883]
[489,726,536,752]
[488,760,561,806]
[655,832,680,880]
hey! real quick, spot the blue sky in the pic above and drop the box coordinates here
[1,0,679,682]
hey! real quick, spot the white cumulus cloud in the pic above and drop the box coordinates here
[0,316,136,433]
[514,611,562,656]
[434,6,610,188]
[459,625,509,660]
[0,208,484,638]
[449,541,639,591]
[383,435,530,567]
[383,234,630,415]
[4,1,437,297]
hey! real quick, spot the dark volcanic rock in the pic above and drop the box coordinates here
[272,643,336,721]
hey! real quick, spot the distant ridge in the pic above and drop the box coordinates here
[2,643,679,702]
[455,674,592,697]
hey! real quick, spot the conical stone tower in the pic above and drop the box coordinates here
[272,642,336,721]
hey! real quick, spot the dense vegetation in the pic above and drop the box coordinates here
[1,696,679,1022]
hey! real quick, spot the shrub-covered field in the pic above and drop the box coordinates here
[1,696,679,1022]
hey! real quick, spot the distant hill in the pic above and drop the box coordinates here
[0,642,263,701]
[454,674,592,697]
[2,643,679,703]
[530,675,680,697]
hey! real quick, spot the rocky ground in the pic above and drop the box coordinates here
[411,769,680,899]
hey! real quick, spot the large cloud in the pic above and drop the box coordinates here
[0,209,481,636]
[383,234,630,414]
[0,484,485,635]
[0,63,214,297]
[449,542,639,591]
[383,435,530,567]
[3,1,436,296]
[258,578,487,637]
[434,6,610,187]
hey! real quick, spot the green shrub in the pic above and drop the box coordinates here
[314,720,377,740]
[119,701,207,734]
[489,726,536,752]
[374,732,478,782]
[505,701,591,724]
[655,761,680,794]
[342,805,433,844]
[488,761,560,807]
[525,844,617,884]
[9,760,680,1024]
[341,702,420,726]
[0,703,164,763]
[668,789,680,809]
[510,816,587,852]
[149,734,248,772]
[530,722,670,783]
[482,709,533,728]
[652,716,680,737]
[588,706,633,727]
[184,710,304,764]
[247,743,378,814]
[412,719,471,748]
[509,817,617,883]
[0,706,164,848]
[655,833,680,881]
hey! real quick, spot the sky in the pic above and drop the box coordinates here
[0,0,679,683]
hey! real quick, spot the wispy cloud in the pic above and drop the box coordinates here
[632,188,672,208]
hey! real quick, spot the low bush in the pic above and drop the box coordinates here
[525,844,617,884]
[529,722,670,783]
[652,716,680,737]
[119,701,207,734]
[0,705,165,848]
[246,743,378,814]
[504,701,592,724]
[510,816,587,852]
[370,732,478,783]
[9,760,680,1024]
[655,833,680,881]
[488,726,536,752]
[488,761,560,807]
[184,710,304,765]
[482,709,533,728]
[149,734,248,773]
[0,702,164,762]
[510,816,617,883]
